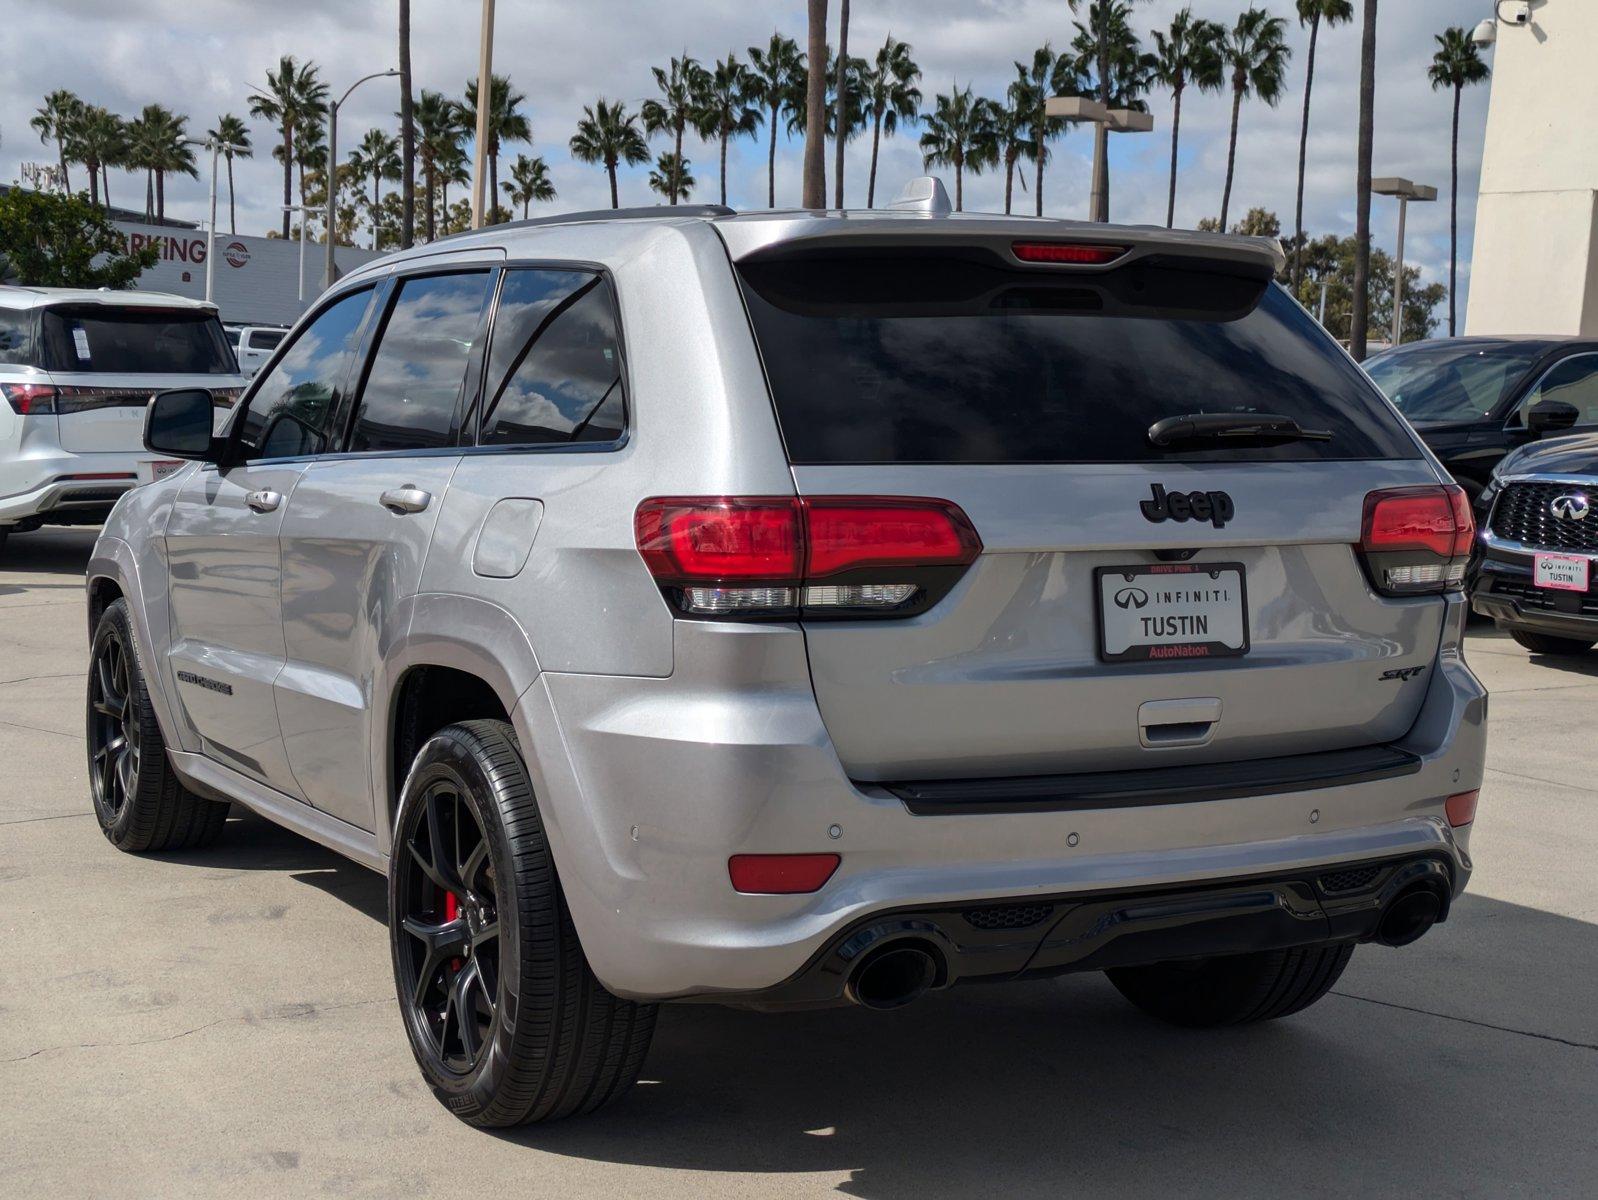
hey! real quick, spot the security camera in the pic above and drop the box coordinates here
[1496,0,1530,24]
[1471,18,1496,46]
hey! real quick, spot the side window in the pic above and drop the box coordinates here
[237,288,373,460]
[1521,355,1598,425]
[479,269,626,447]
[0,309,36,365]
[248,330,285,352]
[348,271,493,453]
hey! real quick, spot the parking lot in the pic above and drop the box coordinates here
[0,526,1593,1198]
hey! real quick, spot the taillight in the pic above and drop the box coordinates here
[634,495,981,619]
[1012,241,1128,265]
[2,382,58,415]
[1358,485,1474,596]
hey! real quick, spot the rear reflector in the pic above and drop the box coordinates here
[1012,241,1128,266]
[1358,485,1474,596]
[728,853,841,894]
[1445,789,1479,828]
[635,496,981,619]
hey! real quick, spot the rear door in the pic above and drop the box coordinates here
[37,304,242,451]
[276,267,496,831]
[735,244,1450,780]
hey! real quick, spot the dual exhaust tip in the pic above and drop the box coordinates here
[844,880,1447,1009]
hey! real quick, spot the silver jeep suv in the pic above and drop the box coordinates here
[85,188,1487,1127]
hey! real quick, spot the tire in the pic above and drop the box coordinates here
[1106,943,1354,1028]
[1509,629,1595,655]
[86,598,229,852]
[389,719,656,1127]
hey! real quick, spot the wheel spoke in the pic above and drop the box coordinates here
[115,746,135,801]
[423,790,467,895]
[450,959,484,1063]
[461,838,490,900]
[401,913,470,1006]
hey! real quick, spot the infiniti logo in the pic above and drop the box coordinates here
[1113,587,1150,610]
[1550,494,1591,521]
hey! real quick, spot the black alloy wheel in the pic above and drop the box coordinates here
[88,621,140,821]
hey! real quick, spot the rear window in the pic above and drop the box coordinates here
[736,251,1419,464]
[40,305,235,374]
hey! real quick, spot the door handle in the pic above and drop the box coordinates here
[380,485,432,515]
[245,489,282,514]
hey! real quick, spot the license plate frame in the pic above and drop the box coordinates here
[1095,562,1250,664]
[137,459,184,485]
[1533,552,1590,593]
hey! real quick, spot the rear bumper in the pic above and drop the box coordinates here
[0,451,141,526]
[702,853,1456,1010]
[517,599,1485,1003]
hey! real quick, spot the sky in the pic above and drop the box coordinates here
[2,0,1491,326]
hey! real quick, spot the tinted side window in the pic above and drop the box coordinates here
[237,288,373,460]
[247,330,285,352]
[480,270,626,446]
[1522,355,1598,425]
[0,309,35,366]
[349,272,493,453]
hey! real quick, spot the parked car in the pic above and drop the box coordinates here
[0,287,244,555]
[85,190,1486,1128]
[223,323,290,378]
[1471,430,1598,653]
[1364,335,1598,503]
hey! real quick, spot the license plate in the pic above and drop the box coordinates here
[137,459,183,485]
[1534,552,1590,593]
[1096,563,1249,663]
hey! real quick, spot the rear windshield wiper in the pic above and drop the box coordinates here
[1148,412,1333,448]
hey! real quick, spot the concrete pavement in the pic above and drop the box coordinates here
[2,527,1594,1198]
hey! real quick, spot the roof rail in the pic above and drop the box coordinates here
[434,204,735,242]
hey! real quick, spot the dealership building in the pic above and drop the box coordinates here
[1467,0,1598,336]
[113,219,381,327]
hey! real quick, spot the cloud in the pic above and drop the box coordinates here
[3,0,1488,320]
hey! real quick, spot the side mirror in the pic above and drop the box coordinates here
[1528,398,1580,435]
[144,389,221,462]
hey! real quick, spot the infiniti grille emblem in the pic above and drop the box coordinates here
[1550,493,1590,521]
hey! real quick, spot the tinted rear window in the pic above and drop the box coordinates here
[737,252,1419,464]
[41,305,235,374]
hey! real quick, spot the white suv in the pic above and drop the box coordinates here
[0,287,244,553]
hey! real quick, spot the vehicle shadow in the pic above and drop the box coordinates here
[192,813,1598,1198]
[0,527,99,595]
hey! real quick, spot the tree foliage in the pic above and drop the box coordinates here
[0,189,159,288]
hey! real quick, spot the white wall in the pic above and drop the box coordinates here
[1466,0,1598,336]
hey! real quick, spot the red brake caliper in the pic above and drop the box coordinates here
[444,891,463,972]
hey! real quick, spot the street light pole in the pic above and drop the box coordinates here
[1372,177,1437,348]
[324,69,401,291]
[204,141,219,304]
[470,0,497,229]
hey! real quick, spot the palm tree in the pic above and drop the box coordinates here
[1069,0,1149,221]
[411,89,466,242]
[250,56,328,238]
[207,115,252,234]
[1430,26,1490,338]
[71,106,125,208]
[348,128,402,247]
[398,0,415,247]
[803,0,828,207]
[788,47,868,199]
[1293,1,1355,288]
[125,105,194,222]
[462,73,531,226]
[995,76,1038,215]
[1351,0,1378,361]
[1152,9,1225,229]
[832,0,851,207]
[502,153,555,217]
[695,54,762,206]
[747,35,805,208]
[31,90,83,194]
[649,152,695,204]
[1011,47,1077,218]
[123,108,158,219]
[569,99,650,209]
[860,36,921,208]
[1217,8,1291,232]
[919,85,996,212]
[642,56,707,207]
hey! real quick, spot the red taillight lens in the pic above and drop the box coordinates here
[2,382,58,415]
[1445,789,1479,828]
[634,497,802,583]
[634,496,982,619]
[728,853,840,894]
[1012,241,1128,265]
[1358,485,1474,595]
